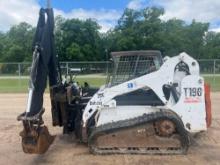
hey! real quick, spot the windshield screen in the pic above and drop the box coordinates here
[107,51,162,87]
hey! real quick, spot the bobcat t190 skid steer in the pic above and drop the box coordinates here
[17,3,212,155]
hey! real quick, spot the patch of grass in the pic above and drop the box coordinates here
[0,77,106,93]
[0,75,219,93]
[204,76,220,92]
[0,79,29,93]
[75,77,106,87]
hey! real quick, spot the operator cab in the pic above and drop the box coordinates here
[107,50,163,87]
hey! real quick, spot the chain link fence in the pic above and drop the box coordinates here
[0,60,219,92]
[0,62,110,77]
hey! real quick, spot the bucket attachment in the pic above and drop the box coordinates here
[18,109,55,154]
[20,126,55,154]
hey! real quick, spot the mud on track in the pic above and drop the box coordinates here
[0,93,220,165]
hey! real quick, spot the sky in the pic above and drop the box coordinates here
[0,0,220,33]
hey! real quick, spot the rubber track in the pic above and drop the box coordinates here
[88,110,190,155]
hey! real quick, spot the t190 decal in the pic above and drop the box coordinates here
[184,87,203,103]
[184,88,202,97]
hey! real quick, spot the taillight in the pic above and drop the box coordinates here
[204,83,212,128]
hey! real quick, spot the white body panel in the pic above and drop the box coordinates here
[170,76,207,132]
[82,52,207,133]
[96,106,161,126]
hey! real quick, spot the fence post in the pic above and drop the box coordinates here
[106,61,109,75]
[105,49,109,75]
[66,62,69,75]
[214,60,216,85]
[18,63,21,77]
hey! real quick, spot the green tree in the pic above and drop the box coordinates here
[203,32,220,59]
[66,42,83,61]
[55,17,103,61]
[0,22,34,62]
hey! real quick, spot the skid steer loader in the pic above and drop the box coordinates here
[17,2,212,155]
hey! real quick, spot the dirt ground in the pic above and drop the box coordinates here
[0,93,219,165]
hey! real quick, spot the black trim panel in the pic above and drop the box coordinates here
[114,89,164,106]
